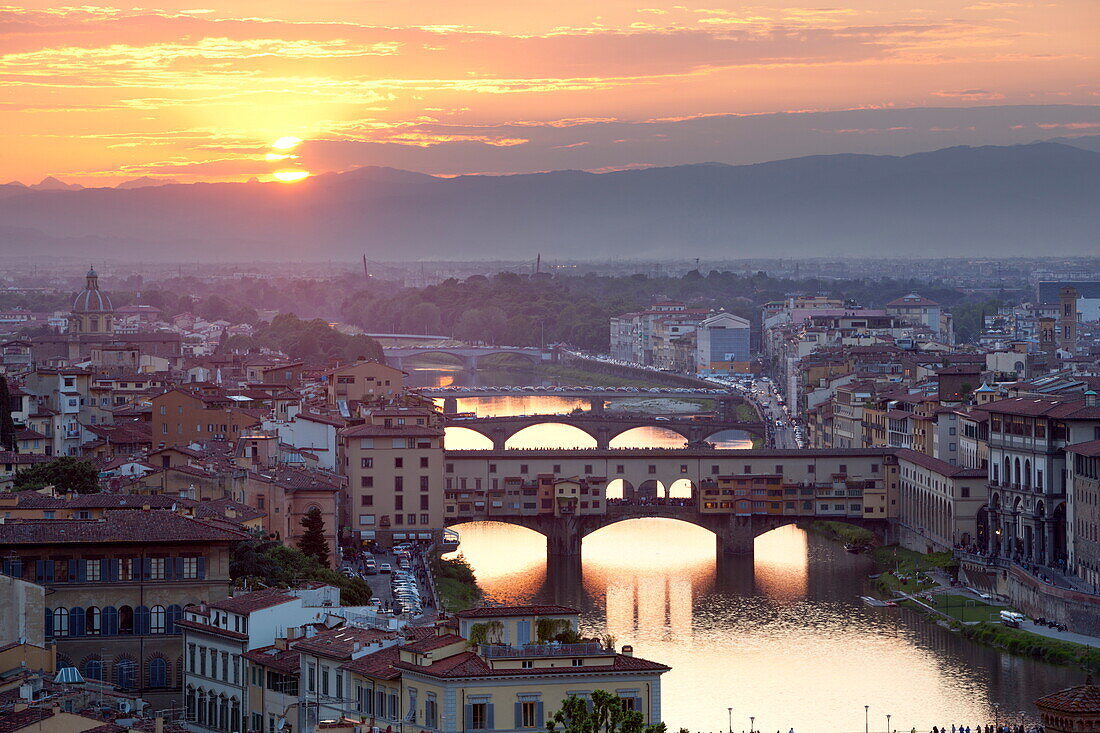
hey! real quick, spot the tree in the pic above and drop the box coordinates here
[230,530,372,605]
[546,690,666,733]
[13,457,100,494]
[0,377,16,453]
[297,507,330,566]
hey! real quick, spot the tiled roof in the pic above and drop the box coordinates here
[175,618,249,640]
[401,633,465,653]
[340,424,444,438]
[0,707,54,731]
[1068,440,1100,458]
[0,511,250,545]
[395,651,669,679]
[244,645,301,674]
[454,605,580,619]
[210,588,296,613]
[340,644,404,680]
[1035,682,1100,713]
[983,395,1100,419]
[895,449,986,478]
[293,626,399,659]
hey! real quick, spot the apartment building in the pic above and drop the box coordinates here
[0,511,248,710]
[151,387,262,448]
[325,361,405,404]
[896,449,987,553]
[1067,434,1100,588]
[340,409,446,548]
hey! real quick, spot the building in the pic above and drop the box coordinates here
[179,584,380,733]
[885,293,953,344]
[340,606,668,733]
[325,361,405,405]
[0,511,249,710]
[1067,432,1100,589]
[1034,679,1100,733]
[984,394,1100,565]
[340,408,446,548]
[151,387,262,448]
[896,448,987,553]
[695,312,751,374]
[32,268,182,365]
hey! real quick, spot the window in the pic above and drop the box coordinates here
[149,557,165,579]
[361,476,374,488]
[361,495,373,506]
[149,657,168,688]
[361,457,374,468]
[571,658,583,666]
[150,605,166,634]
[521,701,539,727]
[420,457,429,468]
[470,703,488,729]
[395,476,404,491]
[86,606,101,635]
[359,514,376,525]
[420,475,430,490]
[53,607,69,637]
[648,465,656,474]
[182,557,198,579]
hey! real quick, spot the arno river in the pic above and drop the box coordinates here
[410,365,1079,733]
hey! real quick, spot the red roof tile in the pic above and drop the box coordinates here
[1035,682,1100,713]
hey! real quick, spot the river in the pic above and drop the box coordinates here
[413,362,1079,732]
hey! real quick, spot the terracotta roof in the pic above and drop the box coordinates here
[293,626,400,660]
[401,633,465,653]
[175,617,249,640]
[395,651,669,679]
[0,707,54,732]
[983,395,1100,419]
[886,293,940,307]
[895,449,986,478]
[340,644,405,680]
[210,588,296,614]
[454,605,580,619]
[341,424,444,438]
[244,645,302,674]
[0,511,250,545]
[1035,682,1100,713]
[1068,440,1100,458]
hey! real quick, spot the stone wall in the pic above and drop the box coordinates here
[960,557,1100,634]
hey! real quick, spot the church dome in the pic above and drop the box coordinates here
[73,266,113,313]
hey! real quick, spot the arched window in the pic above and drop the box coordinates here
[166,604,183,634]
[1014,458,1021,487]
[207,695,218,729]
[219,695,229,731]
[149,657,168,688]
[230,698,241,733]
[992,463,998,483]
[186,687,196,721]
[84,658,103,681]
[1024,459,1032,489]
[69,606,85,636]
[85,606,101,636]
[134,605,150,635]
[53,607,69,637]
[150,605,166,634]
[119,605,134,634]
[102,606,118,636]
[115,658,136,689]
[196,690,207,725]
[1003,457,1011,486]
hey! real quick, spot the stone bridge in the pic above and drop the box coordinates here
[446,503,892,559]
[383,346,552,371]
[444,413,766,449]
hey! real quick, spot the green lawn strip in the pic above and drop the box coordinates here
[922,593,1007,623]
[960,622,1100,671]
[808,520,875,545]
[434,576,482,612]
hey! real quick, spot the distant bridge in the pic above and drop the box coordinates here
[444,413,765,449]
[419,386,733,401]
[446,502,891,559]
[383,346,553,371]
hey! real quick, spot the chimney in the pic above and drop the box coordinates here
[1086,390,1098,408]
[621,645,633,657]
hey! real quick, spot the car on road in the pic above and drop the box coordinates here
[379,563,392,574]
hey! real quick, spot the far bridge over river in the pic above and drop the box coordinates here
[444,412,766,449]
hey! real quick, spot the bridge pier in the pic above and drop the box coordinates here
[545,516,583,558]
[594,428,611,450]
[442,397,459,414]
[713,515,756,556]
[588,398,605,413]
[489,429,509,451]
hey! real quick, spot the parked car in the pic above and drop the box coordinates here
[379,563,392,574]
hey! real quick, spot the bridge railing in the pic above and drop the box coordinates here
[479,642,610,659]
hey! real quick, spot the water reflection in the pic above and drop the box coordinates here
[447,521,1077,733]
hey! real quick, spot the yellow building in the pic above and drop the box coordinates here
[325,361,406,405]
[340,606,669,733]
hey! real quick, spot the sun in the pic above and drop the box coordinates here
[272,136,302,150]
[273,170,310,182]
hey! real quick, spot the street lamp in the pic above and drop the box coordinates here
[865,706,869,733]
[750,716,755,733]
[728,708,733,733]
[887,714,892,733]
[993,703,1000,733]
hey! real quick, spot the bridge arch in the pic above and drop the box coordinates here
[608,426,689,449]
[505,423,597,449]
[443,426,494,450]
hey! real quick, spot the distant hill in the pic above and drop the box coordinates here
[0,142,1096,260]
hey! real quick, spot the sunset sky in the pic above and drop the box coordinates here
[2,0,1098,185]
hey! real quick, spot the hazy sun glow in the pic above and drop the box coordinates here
[265,153,297,161]
[272,136,303,151]
[272,170,310,182]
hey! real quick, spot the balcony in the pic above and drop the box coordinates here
[479,642,610,659]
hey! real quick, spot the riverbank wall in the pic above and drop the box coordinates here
[959,557,1100,635]
[560,353,715,389]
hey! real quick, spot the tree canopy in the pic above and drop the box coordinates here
[297,507,330,567]
[546,690,666,733]
[12,457,101,494]
[230,531,371,605]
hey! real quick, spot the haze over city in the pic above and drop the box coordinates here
[3,2,1100,733]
